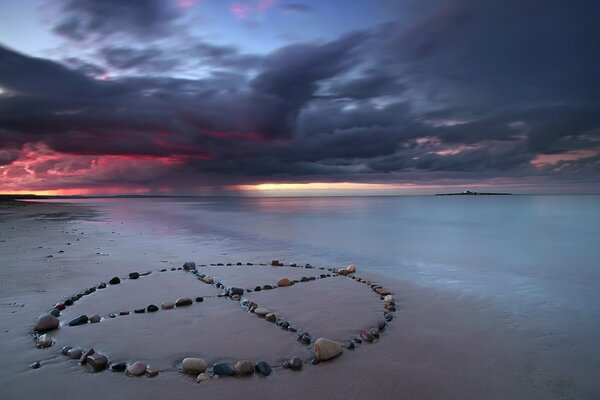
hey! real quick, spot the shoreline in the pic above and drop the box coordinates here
[0,201,596,399]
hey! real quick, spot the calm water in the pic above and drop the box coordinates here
[50,195,600,340]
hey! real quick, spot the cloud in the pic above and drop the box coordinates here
[280,3,313,14]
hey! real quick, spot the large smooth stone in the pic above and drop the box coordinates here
[255,361,271,377]
[213,362,235,376]
[161,301,174,310]
[67,348,83,359]
[314,338,343,361]
[277,278,291,287]
[182,358,208,374]
[87,353,108,372]
[234,360,254,376]
[175,297,193,307]
[126,361,147,376]
[253,307,270,317]
[129,272,140,279]
[109,277,120,285]
[289,356,303,371]
[346,264,356,273]
[34,314,59,332]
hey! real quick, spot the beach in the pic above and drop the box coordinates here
[1,199,598,399]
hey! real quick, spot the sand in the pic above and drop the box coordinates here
[0,200,595,399]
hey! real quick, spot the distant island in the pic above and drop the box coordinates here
[435,189,512,196]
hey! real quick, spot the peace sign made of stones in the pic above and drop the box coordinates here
[31,261,396,382]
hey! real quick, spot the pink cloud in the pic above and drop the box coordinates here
[229,3,250,19]
[258,0,277,12]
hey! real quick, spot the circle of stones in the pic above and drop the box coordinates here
[31,261,397,380]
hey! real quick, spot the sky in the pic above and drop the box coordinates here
[0,0,599,196]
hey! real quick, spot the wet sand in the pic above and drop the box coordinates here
[0,200,595,399]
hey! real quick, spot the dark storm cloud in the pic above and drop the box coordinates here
[53,0,180,41]
[2,0,600,191]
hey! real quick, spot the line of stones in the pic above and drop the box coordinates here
[31,260,396,380]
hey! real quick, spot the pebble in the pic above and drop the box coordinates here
[29,361,41,369]
[64,299,73,306]
[229,287,244,296]
[346,264,357,273]
[87,353,108,372]
[277,278,292,287]
[55,303,66,311]
[370,328,380,338]
[254,361,272,377]
[314,338,343,361]
[50,308,60,317]
[263,284,273,290]
[34,314,59,332]
[289,356,303,371]
[183,261,196,271]
[213,362,235,376]
[253,307,270,317]
[145,368,159,378]
[265,313,277,322]
[110,362,127,372]
[36,334,54,348]
[360,331,374,342]
[254,286,262,292]
[182,358,208,374]
[89,314,101,323]
[67,348,83,359]
[98,282,106,289]
[161,302,174,310]
[109,277,121,285]
[346,341,355,350]
[384,294,393,302]
[175,297,193,307]
[202,276,214,284]
[384,313,394,322]
[378,321,386,331]
[129,272,140,279]
[271,260,281,266]
[195,297,204,302]
[61,345,73,355]
[196,372,209,382]
[234,360,254,376]
[126,361,147,376]
[119,311,130,316]
[134,308,145,314]
[147,304,159,312]
[337,268,349,276]
[80,348,95,364]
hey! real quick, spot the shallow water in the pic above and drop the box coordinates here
[40,195,600,350]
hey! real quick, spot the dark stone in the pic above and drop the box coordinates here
[370,328,380,338]
[378,321,386,331]
[111,362,127,372]
[254,361,271,377]
[217,263,223,266]
[288,326,297,332]
[213,362,235,376]
[236,262,242,266]
[147,304,159,312]
[129,272,140,279]
[98,282,106,289]
[50,308,60,317]
[109,277,120,285]
[80,348,94,364]
[195,297,204,302]
[289,356,303,371]
[87,353,108,372]
[30,361,41,369]
[229,287,244,296]
[347,342,355,350]
[134,308,145,314]
[353,337,362,344]
[64,299,73,306]
[311,358,320,365]
[55,303,65,310]
[61,345,73,355]
[119,311,130,316]
[360,331,374,342]
[68,315,88,326]
[385,313,394,322]
[183,261,196,271]
[160,269,167,272]
[263,285,273,290]
[300,277,309,282]
[254,286,262,292]
[175,298,193,307]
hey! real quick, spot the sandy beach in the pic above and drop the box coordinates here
[0,200,596,400]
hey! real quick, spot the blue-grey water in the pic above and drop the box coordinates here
[53,195,600,348]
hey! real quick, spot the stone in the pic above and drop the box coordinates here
[34,314,59,332]
[195,297,204,302]
[183,261,196,271]
[384,313,394,322]
[89,314,101,323]
[64,299,74,306]
[36,334,54,348]
[360,331,374,342]
[67,348,83,359]
[50,308,60,317]
[202,276,214,284]
[196,373,209,382]
[234,360,254,376]
[271,260,281,266]
[337,268,349,276]
[175,297,193,307]
[263,284,273,290]
[253,307,270,317]
[129,272,140,279]
[265,313,277,322]
[30,361,41,369]
[254,361,272,377]
[384,294,393,302]
[182,358,208,374]
[87,353,108,372]
[346,264,356,273]
[277,278,292,287]
[378,321,386,331]
[61,345,73,355]
[147,304,159,312]
[346,341,355,350]
[254,286,262,292]
[126,361,147,376]
[109,277,120,285]
[119,311,130,316]
[80,348,94,364]
[134,308,145,314]
[55,303,66,311]
[213,362,235,376]
[289,356,303,371]
[145,368,159,378]
[97,282,106,289]
[314,338,343,361]
[161,302,174,310]
[300,277,309,282]
[229,287,244,296]
[110,362,127,372]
